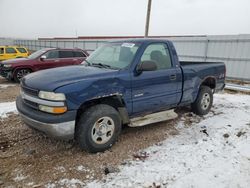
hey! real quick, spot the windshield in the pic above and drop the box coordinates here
[86,42,140,69]
[28,49,46,59]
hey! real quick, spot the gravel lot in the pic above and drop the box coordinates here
[1,76,249,188]
[0,77,181,187]
[0,77,20,102]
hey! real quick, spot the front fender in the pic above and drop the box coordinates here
[55,77,130,111]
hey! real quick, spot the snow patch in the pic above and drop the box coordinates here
[237,142,250,159]
[46,178,85,188]
[54,166,66,173]
[0,102,17,118]
[13,169,28,182]
[0,84,16,89]
[76,165,90,172]
[86,93,250,188]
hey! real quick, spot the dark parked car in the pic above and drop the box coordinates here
[0,48,88,82]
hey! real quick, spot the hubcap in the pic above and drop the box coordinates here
[17,69,30,80]
[201,93,211,110]
[91,117,115,145]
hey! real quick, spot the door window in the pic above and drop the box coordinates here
[74,51,86,57]
[16,47,27,53]
[59,51,74,58]
[44,50,59,59]
[140,43,172,70]
[5,47,17,54]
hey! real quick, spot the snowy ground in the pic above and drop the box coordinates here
[0,84,16,89]
[1,93,250,188]
[0,102,17,118]
[85,93,250,188]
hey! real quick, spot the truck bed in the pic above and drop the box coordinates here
[179,61,225,105]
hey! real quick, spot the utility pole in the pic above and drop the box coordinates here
[145,0,152,37]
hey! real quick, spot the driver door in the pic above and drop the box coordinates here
[131,43,179,115]
[36,50,60,70]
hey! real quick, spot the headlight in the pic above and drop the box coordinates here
[39,105,67,114]
[3,64,12,68]
[38,91,66,101]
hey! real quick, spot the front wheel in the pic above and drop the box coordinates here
[76,104,121,153]
[14,69,31,83]
[191,86,213,115]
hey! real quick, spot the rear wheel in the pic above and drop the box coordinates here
[76,104,121,153]
[14,69,31,83]
[191,86,213,115]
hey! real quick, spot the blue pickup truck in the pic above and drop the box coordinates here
[16,39,225,153]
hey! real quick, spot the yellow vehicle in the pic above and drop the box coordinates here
[0,46,29,61]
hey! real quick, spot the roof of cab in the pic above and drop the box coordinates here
[109,38,170,43]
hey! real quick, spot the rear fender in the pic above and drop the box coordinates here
[193,76,216,101]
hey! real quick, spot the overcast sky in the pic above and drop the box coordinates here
[0,0,250,39]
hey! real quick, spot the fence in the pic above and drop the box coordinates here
[2,34,250,81]
[0,38,15,45]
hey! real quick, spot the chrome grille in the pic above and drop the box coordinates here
[23,99,38,110]
[21,84,39,97]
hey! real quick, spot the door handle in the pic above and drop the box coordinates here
[170,74,176,80]
[54,60,60,62]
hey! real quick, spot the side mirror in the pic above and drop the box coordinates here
[40,55,47,61]
[137,60,157,72]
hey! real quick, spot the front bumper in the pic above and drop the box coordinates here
[16,96,77,140]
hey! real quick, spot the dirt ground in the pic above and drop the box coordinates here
[0,76,246,187]
[0,115,181,187]
[0,77,20,102]
[0,77,185,187]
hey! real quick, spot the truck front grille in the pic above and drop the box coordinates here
[20,83,39,110]
[21,85,39,97]
[23,99,39,110]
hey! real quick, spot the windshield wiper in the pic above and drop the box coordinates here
[92,63,113,69]
[84,59,91,66]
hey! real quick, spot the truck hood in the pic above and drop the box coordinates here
[22,65,118,91]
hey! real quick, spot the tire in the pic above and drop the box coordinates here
[191,86,213,115]
[14,69,31,83]
[76,104,121,153]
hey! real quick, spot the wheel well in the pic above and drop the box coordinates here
[201,77,216,89]
[76,95,129,125]
[14,67,32,74]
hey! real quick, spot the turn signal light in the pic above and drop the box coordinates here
[39,105,67,114]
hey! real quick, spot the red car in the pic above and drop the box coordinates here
[0,48,89,82]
